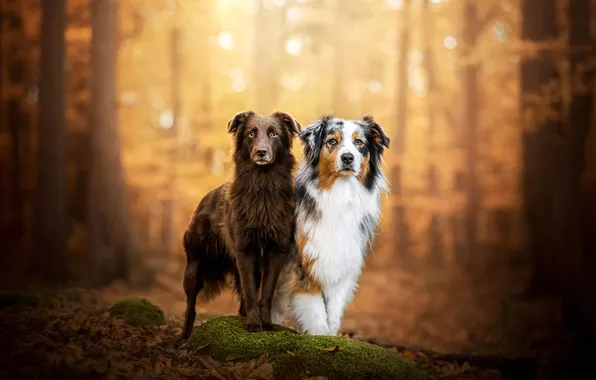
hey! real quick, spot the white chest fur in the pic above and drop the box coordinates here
[299,177,381,287]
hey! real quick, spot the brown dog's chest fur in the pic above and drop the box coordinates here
[222,163,295,254]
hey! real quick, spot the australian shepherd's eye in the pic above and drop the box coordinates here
[269,131,279,138]
[354,138,364,146]
[327,138,338,146]
[248,131,255,138]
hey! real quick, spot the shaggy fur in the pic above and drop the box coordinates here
[271,115,390,336]
[181,111,301,339]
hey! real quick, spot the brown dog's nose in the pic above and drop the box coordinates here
[256,149,267,157]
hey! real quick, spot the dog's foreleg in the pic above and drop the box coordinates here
[271,274,291,325]
[182,261,204,339]
[259,252,288,330]
[323,277,357,336]
[291,292,331,335]
[235,267,261,317]
[236,251,263,332]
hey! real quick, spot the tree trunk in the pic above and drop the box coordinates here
[554,0,594,332]
[253,2,282,112]
[423,0,443,266]
[88,0,151,287]
[394,0,409,157]
[161,26,180,256]
[392,0,411,264]
[331,1,346,115]
[520,0,560,295]
[33,0,69,284]
[461,1,481,269]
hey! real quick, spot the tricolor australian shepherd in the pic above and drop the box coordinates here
[271,115,390,335]
[181,111,301,339]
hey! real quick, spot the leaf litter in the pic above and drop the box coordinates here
[0,288,505,379]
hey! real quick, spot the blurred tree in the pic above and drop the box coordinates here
[555,0,594,332]
[33,0,69,284]
[423,0,444,267]
[461,0,481,268]
[161,25,180,255]
[253,1,283,112]
[520,0,560,295]
[87,0,151,287]
[393,0,411,263]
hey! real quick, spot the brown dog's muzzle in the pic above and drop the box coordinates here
[252,140,273,165]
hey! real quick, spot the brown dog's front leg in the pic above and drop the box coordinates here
[235,251,263,332]
[259,252,288,330]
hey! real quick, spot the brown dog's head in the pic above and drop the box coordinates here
[227,111,301,166]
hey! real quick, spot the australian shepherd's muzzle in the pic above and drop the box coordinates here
[271,115,390,336]
[181,111,301,339]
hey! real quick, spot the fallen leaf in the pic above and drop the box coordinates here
[176,366,202,376]
[198,356,213,369]
[401,351,415,361]
[206,356,221,368]
[287,351,296,357]
[112,318,125,326]
[69,324,81,332]
[241,361,256,376]
[461,361,472,372]
[325,345,340,353]
[110,327,124,340]
[255,352,269,367]
[209,367,226,380]
[251,362,274,379]
[155,361,164,375]
[65,343,84,360]
[226,353,245,361]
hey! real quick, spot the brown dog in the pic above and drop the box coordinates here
[181,111,300,339]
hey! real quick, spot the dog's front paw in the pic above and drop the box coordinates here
[244,318,263,332]
[259,306,274,331]
[261,321,274,331]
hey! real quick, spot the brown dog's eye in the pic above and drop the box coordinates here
[328,139,338,146]
[354,139,364,146]
[269,131,279,138]
[248,131,255,138]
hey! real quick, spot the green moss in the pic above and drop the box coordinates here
[0,291,41,309]
[188,316,431,380]
[108,298,166,326]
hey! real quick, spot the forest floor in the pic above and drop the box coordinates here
[0,253,564,379]
[0,287,511,380]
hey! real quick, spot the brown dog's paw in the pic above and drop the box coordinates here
[244,319,263,332]
[261,321,274,331]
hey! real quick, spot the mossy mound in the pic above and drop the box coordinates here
[108,298,166,326]
[0,291,41,310]
[188,316,430,380]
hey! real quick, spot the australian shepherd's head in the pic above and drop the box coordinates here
[227,111,301,168]
[298,115,390,191]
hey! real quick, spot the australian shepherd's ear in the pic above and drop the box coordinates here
[227,110,256,135]
[362,114,390,150]
[272,112,302,137]
[299,115,333,165]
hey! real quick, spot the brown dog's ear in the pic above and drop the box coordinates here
[227,111,255,135]
[363,114,390,149]
[272,112,301,136]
